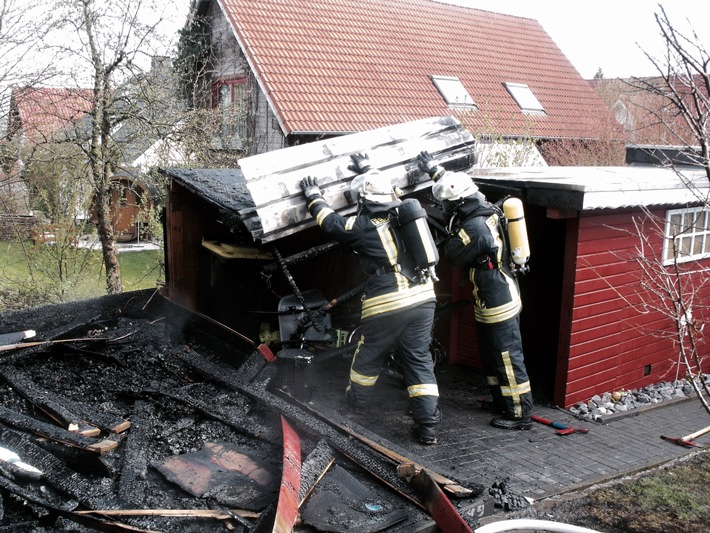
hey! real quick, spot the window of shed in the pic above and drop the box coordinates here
[431,76,477,108]
[504,82,545,114]
[663,207,710,264]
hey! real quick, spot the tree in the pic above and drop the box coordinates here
[35,0,184,294]
[616,5,710,416]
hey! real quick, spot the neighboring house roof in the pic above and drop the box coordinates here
[8,87,93,144]
[210,0,618,141]
[591,76,706,147]
[471,165,710,211]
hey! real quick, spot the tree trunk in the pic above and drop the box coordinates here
[95,187,122,295]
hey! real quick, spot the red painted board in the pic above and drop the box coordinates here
[272,416,301,533]
[411,468,474,533]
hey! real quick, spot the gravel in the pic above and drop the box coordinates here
[568,374,710,422]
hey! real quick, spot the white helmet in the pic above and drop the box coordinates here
[351,170,400,205]
[432,171,479,201]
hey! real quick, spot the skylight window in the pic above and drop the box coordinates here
[504,82,546,114]
[431,76,476,108]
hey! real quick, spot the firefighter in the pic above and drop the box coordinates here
[417,151,533,430]
[299,153,441,445]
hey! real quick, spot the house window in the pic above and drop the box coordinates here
[431,76,476,109]
[212,77,248,146]
[503,82,545,114]
[663,207,710,264]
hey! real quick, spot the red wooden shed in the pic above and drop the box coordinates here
[457,164,710,407]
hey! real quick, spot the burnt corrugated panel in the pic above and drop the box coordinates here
[238,116,477,243]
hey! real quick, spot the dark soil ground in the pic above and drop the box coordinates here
[504,449,710,533]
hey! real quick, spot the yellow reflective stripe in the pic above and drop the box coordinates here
[416,219,438,263]
[458,228,471,246]
[394,272,409,291]
[350,368,378,387]
[316,207,335,226]
[345,216,357,230]
[361,282,435,319]
[376,221,398,266]
[408,383,439,398]
[349,334,377,387]
[307,198,326,210]
[500,350,530,418]
[474,300,522,324]
[499,381,531,396]
[487,375,499,385]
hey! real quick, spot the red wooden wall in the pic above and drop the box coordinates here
[562,208,710,406]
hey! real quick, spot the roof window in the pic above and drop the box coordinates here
[504,82,546,114]
[431,76,477,109]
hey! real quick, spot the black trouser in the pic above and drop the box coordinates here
[347,301,439,425]
[476,315,533,419]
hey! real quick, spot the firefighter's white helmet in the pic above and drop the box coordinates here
[351,170,400,204]
[432,171,479,201]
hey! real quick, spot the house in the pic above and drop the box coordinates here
[592,76,707,153]
[3,62,184,241]
[187,0,623,160]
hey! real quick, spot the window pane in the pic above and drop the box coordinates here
[679,236,691,256]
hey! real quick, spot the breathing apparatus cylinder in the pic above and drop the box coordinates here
[397,198,439,282]
[502,197,530,269]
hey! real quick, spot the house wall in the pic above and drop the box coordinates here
[563,208,710,407]
[210,2,287,155]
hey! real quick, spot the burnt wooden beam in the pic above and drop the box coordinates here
[0,425,121,509]
[118,401,153,506]
[0,330,35,346]
[0,404,119,454]
[298,439,335,507]
[0,365,101,436]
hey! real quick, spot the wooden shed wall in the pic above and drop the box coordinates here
[563,208,710,406]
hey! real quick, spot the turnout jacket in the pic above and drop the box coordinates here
[444,196,522,324]
[306,197,436,320]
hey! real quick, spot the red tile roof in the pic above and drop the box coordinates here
[10,87,93,144]
[219,0,618,140]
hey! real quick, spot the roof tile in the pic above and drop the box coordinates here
[220,0,617,139]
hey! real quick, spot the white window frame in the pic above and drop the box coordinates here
[431,75,477,109]
[503,82,545,114]
[663,207,710,264]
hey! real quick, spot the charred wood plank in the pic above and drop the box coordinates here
[273,416,301,533]
[173,348,423,507]
[58,396,131,434]
[0,365,101,436]
[0,475,163,533]
[298,440,335,507]
[0,330,35,346]
[128,387,266,440]
[0,405,119,454]
[0,425,120,508]
[118,401,154,506]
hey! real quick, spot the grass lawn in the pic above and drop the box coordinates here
[0,240,163,310]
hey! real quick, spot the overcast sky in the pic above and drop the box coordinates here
[441,0,710,79]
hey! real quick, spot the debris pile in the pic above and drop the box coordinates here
[0,290,485,532]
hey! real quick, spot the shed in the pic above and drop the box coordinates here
[465,165,710,407]
[161,117,710,409]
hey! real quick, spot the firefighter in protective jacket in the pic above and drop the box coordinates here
[418,151,534,430]
[300,153,441,445]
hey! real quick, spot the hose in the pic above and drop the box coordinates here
[475,519,604,533]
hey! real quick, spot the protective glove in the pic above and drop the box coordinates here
[300,176,323,201]
[348,152,372,174]
[417,151,445,181]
